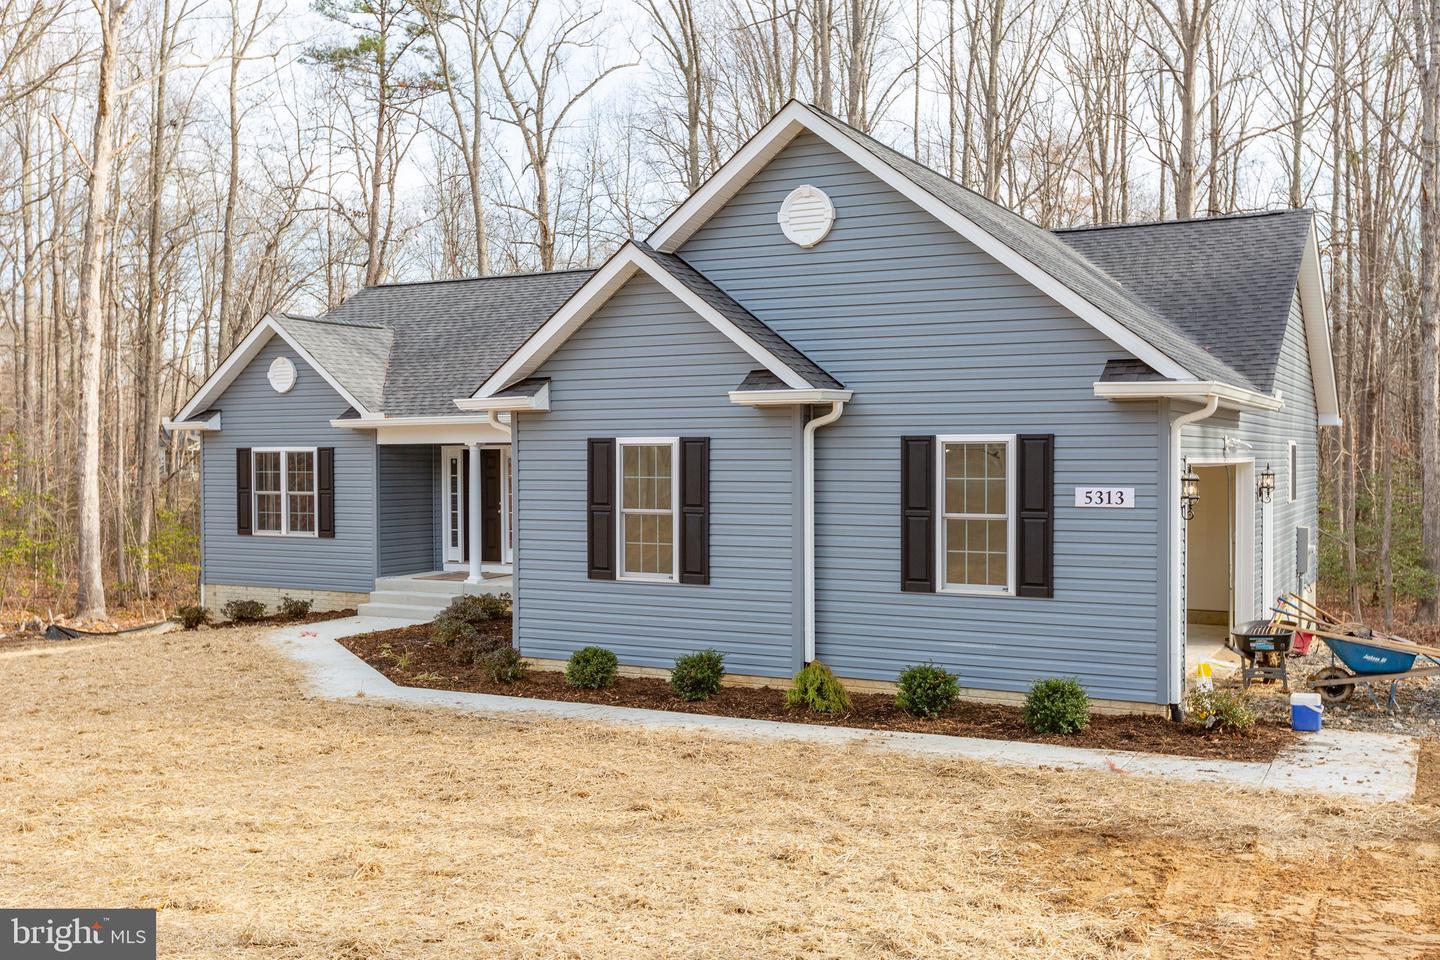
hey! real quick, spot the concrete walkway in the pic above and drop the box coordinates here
[269,616,1421,803]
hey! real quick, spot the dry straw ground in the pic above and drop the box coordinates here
[2,627,1439,959]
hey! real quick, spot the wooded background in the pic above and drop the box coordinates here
[0,0,1436,623]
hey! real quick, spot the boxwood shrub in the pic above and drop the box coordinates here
[671,649,725,701]
[895,663,960,718]
[1022,677,1091,734]
[566,646,618,688]
[220,598,266,623]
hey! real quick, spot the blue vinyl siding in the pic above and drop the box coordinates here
[515,274,800,677]
[1183,290,1319,608]
[200,337,377,593]
[679,132,1165,702]
[377,445,437,575]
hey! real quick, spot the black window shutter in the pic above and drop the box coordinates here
[899,436,935,592]
[236,448,252,536]
[679,437,710,585]
[1016,434,1054,598]
[587,439,616,580]
[317,447,336,539]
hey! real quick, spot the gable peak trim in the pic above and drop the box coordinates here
[469,242,818,400]
[646,100,1196,383]
[172,314,377,424]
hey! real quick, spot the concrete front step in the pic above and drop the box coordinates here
[354,602,441,621]
[357,573,513,620]
[372,575,511,596]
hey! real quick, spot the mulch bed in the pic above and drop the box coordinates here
[339,620,1295,762]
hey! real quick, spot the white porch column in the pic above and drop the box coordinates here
[467,442,483,584]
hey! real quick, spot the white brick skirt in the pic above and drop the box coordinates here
[202,583,370,614]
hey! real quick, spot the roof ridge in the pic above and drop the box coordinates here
[1052,209,1311,234]
[367,266,596,289]
[281,312,389,332]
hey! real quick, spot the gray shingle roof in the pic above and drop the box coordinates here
[1098,358,1167,383]
[803,105,1266,391]
[735,369,788,391]
[636,242,843,390]
[491,377,549,399]
[1053,211,1313,393]
[273,314,392,413]
[314,270,593,417]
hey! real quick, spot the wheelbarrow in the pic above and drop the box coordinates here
[1305,630,1440,712]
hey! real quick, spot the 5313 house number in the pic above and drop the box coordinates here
[1074,487,1134,508]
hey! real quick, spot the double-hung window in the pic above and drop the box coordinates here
[254,448,317,536]
[618,437,678,582]
[937,435,1015,593]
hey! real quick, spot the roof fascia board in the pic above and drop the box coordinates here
[174,315,376,422]
[1093,380,1284,412]
[471,244,812,398]
[1298,222,1342,426]
[453,383,551,412]
[330,413,503,428]
[648,102,1194,382]
[161,413,221,433]
[647,102,810,251]
[728,388,854,406]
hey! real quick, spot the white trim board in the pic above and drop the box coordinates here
[1298,222,1342,427]
[468,243,816,400]
[645,101,1195,382]
[173,314,375,424]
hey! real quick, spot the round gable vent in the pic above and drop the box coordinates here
[268,356,297,394]
[777,185,835,248]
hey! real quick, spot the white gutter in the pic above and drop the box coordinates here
[1168,395,1220,712]
[729,387,854,407]
[485,410,511,436]
[453,383,551,413]
[161,415,221,433]
[1094,380,1282,412]
[803,401,846,663]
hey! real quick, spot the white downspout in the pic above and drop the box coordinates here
[1169,395,1219,712]
[803,401,845,663]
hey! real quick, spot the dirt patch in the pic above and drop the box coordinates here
[3,625,1437,958]
[340,621,1294,762]
[0,608,357,653]
[1417,740,1440,806]
[1018,826,1440,959]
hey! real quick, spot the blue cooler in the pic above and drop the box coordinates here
[1290,692,1323,731]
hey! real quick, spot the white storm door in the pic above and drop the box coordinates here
[1261,500,1274,611]
[441,446,466,566]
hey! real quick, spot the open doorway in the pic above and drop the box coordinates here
[1184,461,1255,685]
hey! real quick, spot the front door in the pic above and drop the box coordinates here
[441,446,468,566]
[480,449,502,562]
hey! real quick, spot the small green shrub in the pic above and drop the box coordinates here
[432,614,480,648]
[480,646,528,684]
[278,595,312,620]
[441,592,511,624]
[1184,688,1256,734]
[173,604,211,630]
[671,649,726,701]
[1023,677,1091,734]
[220,598,267,623]
[566,646,618,688]
[784,661,851,714]
[895,663,960,718]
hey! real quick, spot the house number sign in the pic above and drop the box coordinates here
[1074,487,1134,508]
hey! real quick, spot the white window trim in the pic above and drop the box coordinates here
[616,436,680,584]
[1287,440,1298,503]
[253,446,319,538]
[935,434,1017,596]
